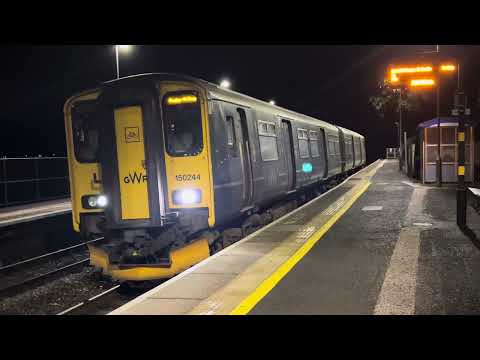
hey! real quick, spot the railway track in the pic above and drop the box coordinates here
[57,281,160,315]
[0,237,103,298]
[57,285,122,315]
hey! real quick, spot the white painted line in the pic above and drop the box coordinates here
[413,222,432,227]
[362,206,383,211]
[469,187,480,197]
[377,182,390,185]
[401,181,417,188]
[374,188,426,315]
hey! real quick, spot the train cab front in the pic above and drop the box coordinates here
[65,76,215,281]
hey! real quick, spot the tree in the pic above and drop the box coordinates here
[369,80,422,118]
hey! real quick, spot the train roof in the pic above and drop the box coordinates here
[102,73,359,134]
[335,125,364,139]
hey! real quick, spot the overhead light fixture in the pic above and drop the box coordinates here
[117,45,132,52]
[220,79,231,89]
[269,100,276,105]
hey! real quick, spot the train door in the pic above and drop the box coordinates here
[351,135,356,167]
[281,119,296,191]
[319,128,328,178]
[338,128,346,173]
[236,108,253,208]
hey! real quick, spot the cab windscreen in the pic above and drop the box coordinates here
[71,101,99,163]
[163,92,203,157]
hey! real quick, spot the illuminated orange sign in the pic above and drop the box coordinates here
[389,65,433,82]
[410,78,435,87]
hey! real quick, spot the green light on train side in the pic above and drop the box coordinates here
[302,162,313,173]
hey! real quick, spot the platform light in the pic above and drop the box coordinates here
[410,78,436,87]
[269,100,276,105]
[220,79,231,89]
[117,45,132,52]
[114,45,133,79]
[440,64,456,72]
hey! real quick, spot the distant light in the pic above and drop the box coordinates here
[440,64,456,72]
[117,45,132,52]
[220,79,231,89]
[410,79,435,87]
[302,162,313,173]
[269,100,276,105]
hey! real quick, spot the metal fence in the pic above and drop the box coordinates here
[0,157,70,207]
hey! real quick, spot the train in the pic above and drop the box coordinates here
[64,73,366,282]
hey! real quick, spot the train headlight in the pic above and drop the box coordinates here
[82,195,108,209]
[97,195,108,207]
[88,196,98,208]
[172,189,202,205]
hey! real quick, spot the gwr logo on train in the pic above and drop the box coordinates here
[124,171,148,184]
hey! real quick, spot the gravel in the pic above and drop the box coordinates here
[0,265,117,315]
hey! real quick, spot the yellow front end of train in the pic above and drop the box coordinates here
[64,77,215,281]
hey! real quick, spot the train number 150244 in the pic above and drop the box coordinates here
[175,174,201,181]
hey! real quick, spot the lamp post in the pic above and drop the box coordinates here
[394,87,404,171]
[435,45,442,187]
[115,45,132,79]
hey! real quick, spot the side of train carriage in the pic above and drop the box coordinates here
[64,73,366,281]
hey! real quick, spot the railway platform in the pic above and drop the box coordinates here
[110,159,480,315]
[0,198,71,228]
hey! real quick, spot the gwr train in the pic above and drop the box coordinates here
[64,73,366,282]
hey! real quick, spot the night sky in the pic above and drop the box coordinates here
[1,45,480,162]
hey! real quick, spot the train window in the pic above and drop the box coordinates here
[258,120,278,161]
[226,116,235,146]
[328,140,334,155]
[71,103,99,163]
[162,92,203,157]
[297,128,309,158]
[328,136,338,156]
[309,131,320,158]
[258,120,276,136]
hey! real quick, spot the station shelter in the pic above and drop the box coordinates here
[417,117,474,184]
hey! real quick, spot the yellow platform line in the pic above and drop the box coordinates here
[229,179,372,315]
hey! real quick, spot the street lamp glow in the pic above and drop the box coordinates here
[410,78,435,87]
[269,100,276,105]
[114,45,133,79]
[220,79,231,89]
[117,45,132,52]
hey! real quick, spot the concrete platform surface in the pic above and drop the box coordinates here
[110,160,382,315]
[111,159,480,315]
[0,198,71,228]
